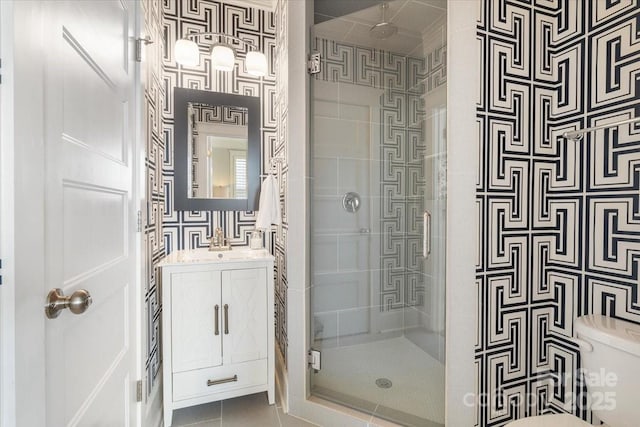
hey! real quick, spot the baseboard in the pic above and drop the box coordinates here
[275,347,288,413]
[144,375,163,427]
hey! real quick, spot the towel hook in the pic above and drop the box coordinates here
[268,156,285,174]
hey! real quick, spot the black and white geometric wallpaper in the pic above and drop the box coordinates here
[162,0,287,363]
[476,1,640,425]
[144,0,640,421]
[142,0,166,397]
[162,0,277,251]
[274,0,289,363]
[191,103,248,125]
[312,36,446,312]
[142,0,287,397]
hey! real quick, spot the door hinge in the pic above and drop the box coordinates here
[308,349,321,371]
[137,209,142,232]
[135,36,153,63]
[0,258,3,286]
[307,53,321,75]
[136,380,143,402]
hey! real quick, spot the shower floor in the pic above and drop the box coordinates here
[311,336,445,427]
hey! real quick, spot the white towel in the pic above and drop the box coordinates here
[255,175,281,229]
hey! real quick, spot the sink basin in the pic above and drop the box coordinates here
[159,247,273,266]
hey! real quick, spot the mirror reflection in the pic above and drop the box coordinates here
[187,102,248,199]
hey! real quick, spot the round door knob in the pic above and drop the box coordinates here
[68,289,92,315]
[45,288,93,319]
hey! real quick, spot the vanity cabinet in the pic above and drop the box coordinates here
[159,250,274,427]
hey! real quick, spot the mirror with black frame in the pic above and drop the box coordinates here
[174,88,260,211]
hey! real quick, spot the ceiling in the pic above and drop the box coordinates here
[314,0,381,23]
[313,0,447,56]
[232,0,447,56]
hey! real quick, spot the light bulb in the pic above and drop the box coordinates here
[174,39,199,66]
[246,51,268,77]
[211,44,235,72]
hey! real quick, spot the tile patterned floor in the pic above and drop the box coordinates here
[170,392,317,427]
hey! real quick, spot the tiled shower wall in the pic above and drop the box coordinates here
[311,36,446,336]
[476,1,640,425]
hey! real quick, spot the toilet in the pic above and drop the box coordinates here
[506,314,640,427]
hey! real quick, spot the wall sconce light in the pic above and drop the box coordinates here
[174,32,268,77]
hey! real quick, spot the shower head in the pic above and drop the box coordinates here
[370,21,398,39]
[370,2,398,40]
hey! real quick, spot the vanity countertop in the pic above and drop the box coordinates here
[159,247,274,267]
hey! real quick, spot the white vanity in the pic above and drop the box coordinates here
[159,248,275,427]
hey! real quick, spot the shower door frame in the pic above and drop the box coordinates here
[283,1,478,426]
[0,3,16,425]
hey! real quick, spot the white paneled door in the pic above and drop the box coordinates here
[39,1,138,426]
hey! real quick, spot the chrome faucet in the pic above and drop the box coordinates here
[209,227,231,251]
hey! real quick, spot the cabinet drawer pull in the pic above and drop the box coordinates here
[207,374,238,387]
[224,304,229,334]
[214,305,219,335]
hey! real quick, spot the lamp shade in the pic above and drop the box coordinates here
[174,39,199,66]
[246,51,268,77]
[211,44,235,72]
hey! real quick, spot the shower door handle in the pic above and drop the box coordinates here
[423,210,431,259]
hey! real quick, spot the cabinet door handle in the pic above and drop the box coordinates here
[214,304,219,335]
[224,304,229,335]
[207,374,237,387]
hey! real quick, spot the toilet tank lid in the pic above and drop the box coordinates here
[575,315,640,356]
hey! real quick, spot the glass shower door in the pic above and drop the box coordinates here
[309,2,447,425]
